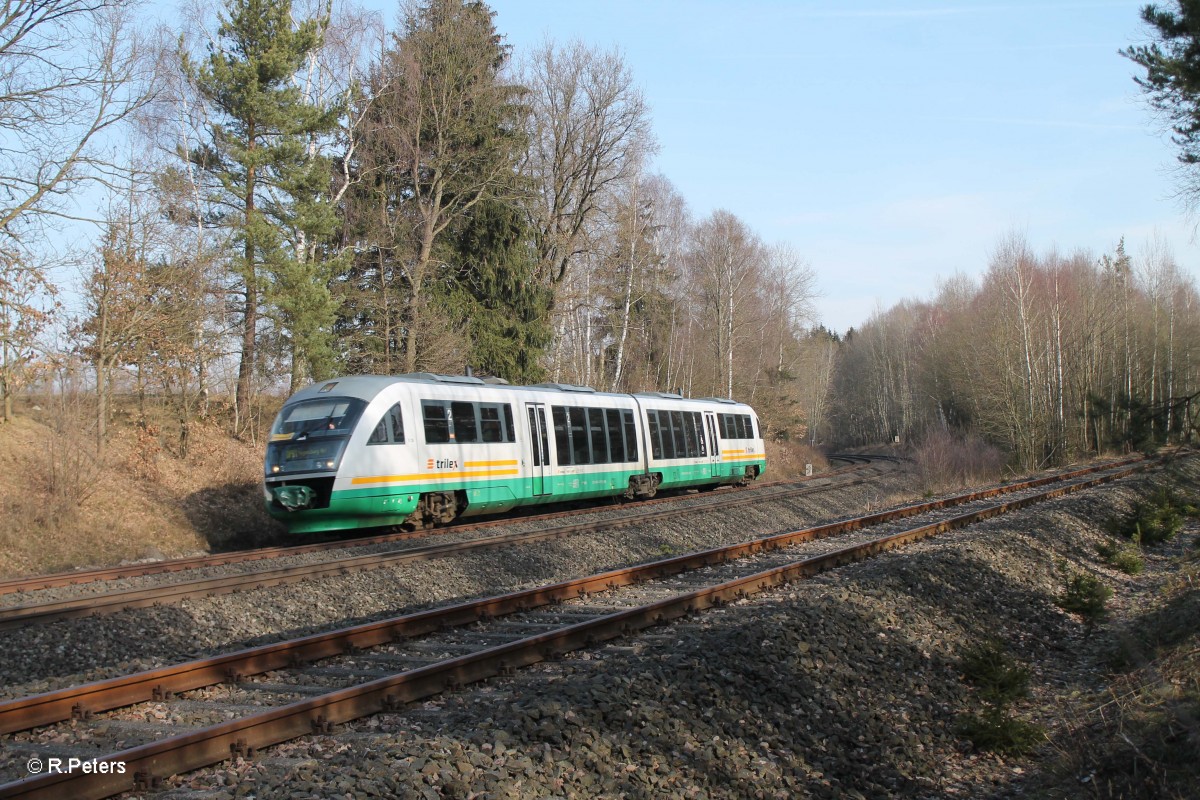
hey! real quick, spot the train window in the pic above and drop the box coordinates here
[421,401,451,444]
[274,398,366,438]
[646,411,663,460]
[740,415,751,439]
[503,404,515,442]
[660,412,676,459]
[605,409,625,463]
[479,405,503,443]
[681,411,698,458]
[568,407,590,464]
[749,415,758,439]
[528,407,549,466]
[587,408,608,464]
[717,414,729,439]
[691,413,706,456]
[669,411,685,458]
[368,404,405,445]
[450,402,478,443]
[623,410,638,461]
[552,406,570,465]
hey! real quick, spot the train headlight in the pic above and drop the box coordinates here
[271,465,280,473]
[325,460,336,469]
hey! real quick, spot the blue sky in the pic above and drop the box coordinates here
[449,0,1190,333]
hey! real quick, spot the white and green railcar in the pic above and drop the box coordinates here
[263,373,766,534]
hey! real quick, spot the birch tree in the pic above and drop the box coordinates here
[687,210,763,398]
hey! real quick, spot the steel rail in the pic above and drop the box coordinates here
[0,457,1145,737]
[0,458,1152,800]
[0,470,890,630]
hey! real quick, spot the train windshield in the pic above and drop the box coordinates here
[270,397,367,439]
[266,397,367,476]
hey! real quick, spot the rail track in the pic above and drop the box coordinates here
[0,462,896,631]
[0,460,887,599]
[0,455,1152,799]
[826,452,905,466]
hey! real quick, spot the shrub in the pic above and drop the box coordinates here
[955,639,1045,755]
[1107,485,1195,545]
[956,708,1047,755]
[1097,537,1145,575]
[913,430,1005,493]
[958,639,1030,706]
[1108,548,1145,575]
[1056,562,1112,628]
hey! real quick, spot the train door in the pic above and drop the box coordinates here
[703,411,721,477]
[526,402,551,496]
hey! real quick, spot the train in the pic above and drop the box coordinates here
[263,373,767,534]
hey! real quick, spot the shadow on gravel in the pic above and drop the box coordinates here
[386,591,976,799]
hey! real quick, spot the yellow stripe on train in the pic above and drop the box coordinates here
[351,469,520,485]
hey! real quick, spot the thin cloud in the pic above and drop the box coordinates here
[935,116,1143,132]
[796,3,1132,19]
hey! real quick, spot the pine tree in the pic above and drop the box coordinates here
[1124,2,1200,202]
[340,0,528,374]
[182,0,339,426]
[437,198,553,382]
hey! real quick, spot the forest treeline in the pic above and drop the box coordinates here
[830,236,1200,467]
[0,0,1196,472]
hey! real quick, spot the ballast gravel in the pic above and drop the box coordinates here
[146,456,1200,800]
[0,468,916,696]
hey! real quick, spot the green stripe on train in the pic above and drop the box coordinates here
[269,459,765,534]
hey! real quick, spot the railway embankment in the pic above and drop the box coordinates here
[1,411,1194,798]
[0,414,278,578]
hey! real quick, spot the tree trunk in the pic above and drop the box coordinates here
[235,152,258,435]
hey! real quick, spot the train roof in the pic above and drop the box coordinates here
[283,374,757,410]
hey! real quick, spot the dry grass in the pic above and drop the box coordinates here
[763,439,828,482]
[0,403,280,579]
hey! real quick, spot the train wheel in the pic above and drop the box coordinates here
[406,491,462,529]
[626,474,659,499]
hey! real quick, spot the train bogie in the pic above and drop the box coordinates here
[263,374,767,534]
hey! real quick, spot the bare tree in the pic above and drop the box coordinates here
[0,0,147,422]
[0,0,147,235]
[521,40,653,294]
[687,210,764,398]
